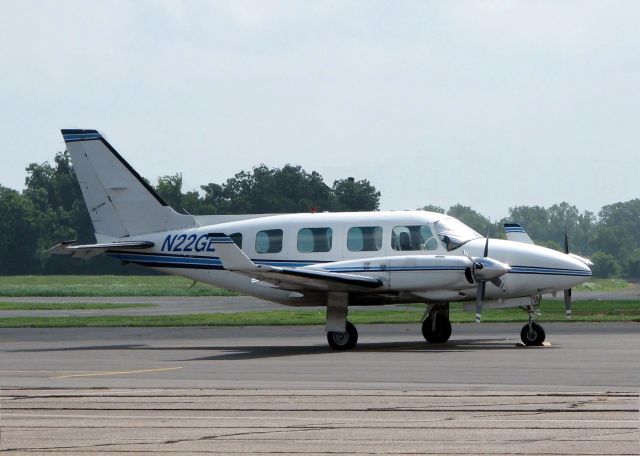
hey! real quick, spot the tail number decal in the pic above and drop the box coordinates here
[161,234,215,252]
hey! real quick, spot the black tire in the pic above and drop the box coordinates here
[327,321,358,351]
[521,322,545,346]
[422,314,452,344]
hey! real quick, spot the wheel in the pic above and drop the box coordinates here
[520,322,545,346]
[327,321,358,351]
[422,314,452,344]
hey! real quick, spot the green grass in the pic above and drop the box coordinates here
[0,300,637,328]
[0,302,153,311]
[0,275,631,297]
[0,275,238,297]
[575,278,630,292]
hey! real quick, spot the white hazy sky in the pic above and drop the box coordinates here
[1,1,638,219]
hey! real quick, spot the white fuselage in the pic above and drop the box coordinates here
[106,211,591,307]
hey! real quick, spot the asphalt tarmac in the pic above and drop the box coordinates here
[1,323,639,454]
[2,282,639,318]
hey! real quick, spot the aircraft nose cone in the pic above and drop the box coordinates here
[569,254,592,277]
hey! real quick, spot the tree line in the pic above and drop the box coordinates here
[0,152,380,275]
[0,151,638,278]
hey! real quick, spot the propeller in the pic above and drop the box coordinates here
[472,224,510,323]
[474,232,490,323]
[563,229,572,319]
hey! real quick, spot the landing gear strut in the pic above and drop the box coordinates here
[327,321,358,351]
[520,303,545,346]
[422,305,452,344]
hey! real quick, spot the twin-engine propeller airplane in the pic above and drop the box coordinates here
[49,129,593,350]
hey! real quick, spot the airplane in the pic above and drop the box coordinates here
[49,129,593,350]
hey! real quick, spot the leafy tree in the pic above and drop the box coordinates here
[155,174,184,210]
[594,199,640,265]
[6,147,640,278]
[623,249,640,279]
[0,186,41,274]
[219,164,337,213]
[447,204,490,234]
[421,204,445,214]
[547,202,595,255]
[590,252,620,278]
[200,182,224,212]
[20,153,97,273]
[332,177,380,211]
[505,205,550,240]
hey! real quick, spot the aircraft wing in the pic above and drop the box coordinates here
[209,234,383,291]
[503,223,535,245]
[47,240,155,259]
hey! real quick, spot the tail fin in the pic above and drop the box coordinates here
[503,223,534,245]
[62,129,195,239]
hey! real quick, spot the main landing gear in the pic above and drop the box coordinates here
[422,304,452,344]
[327,321,358,351]
[326,292,359,351]
[520,302,546,346]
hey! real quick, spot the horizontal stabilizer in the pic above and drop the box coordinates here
[208,234,382,291]
[207,233,261,271]
[503,223,534,245]
[47,240,154,259]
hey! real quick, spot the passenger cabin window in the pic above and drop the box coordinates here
[297,227,333,253]
[347,226,383,252]
[228,232,242,249]
[255,229,283,253]
[391,225,438,251]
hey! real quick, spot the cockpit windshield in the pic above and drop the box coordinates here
[434,217,483,251]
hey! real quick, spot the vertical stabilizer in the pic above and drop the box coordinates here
[62,129,195,238]
[503,223,535,245]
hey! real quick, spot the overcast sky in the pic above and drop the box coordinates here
[1,1,638,219]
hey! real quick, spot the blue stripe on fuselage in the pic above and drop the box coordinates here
[108,252,589,277]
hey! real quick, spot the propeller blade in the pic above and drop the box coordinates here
[564,288,572,319]
[475,281,486,323]
[478,221,490,258]
[563,229,573,318]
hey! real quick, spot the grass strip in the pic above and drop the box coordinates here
[0,300,638,328]
[0,302,154,311]
[575,278,630,292]
[0,276,630,297]
[0,275,237,297]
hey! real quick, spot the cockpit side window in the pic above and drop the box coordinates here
[391,225,438,251]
